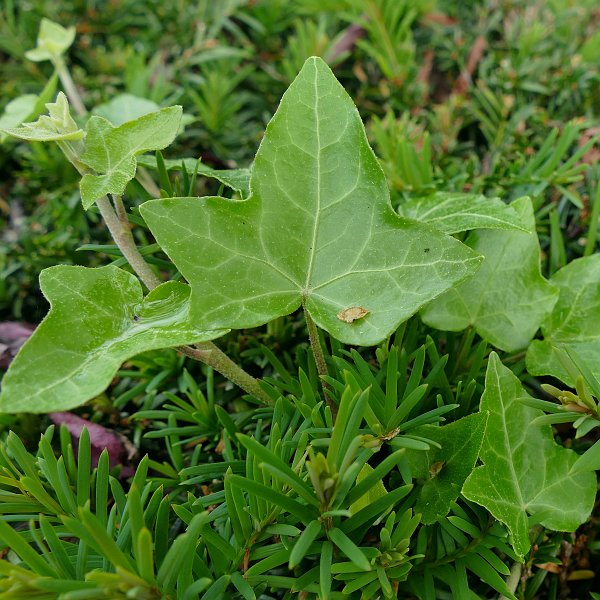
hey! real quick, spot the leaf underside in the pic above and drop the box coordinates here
[0,266,225,413]
[526,254,600,386]
[404,412,488,524]
[141,57,481,346]
[462,353,595,560]
[421,197,558,352]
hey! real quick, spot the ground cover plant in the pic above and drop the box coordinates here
[0,2,599,599]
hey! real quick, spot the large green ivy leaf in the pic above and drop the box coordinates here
[397,192,527,235]
[462,353,596,560]
[526,255,600,386]
[140,57,481,346]
[0,266,224,413]
[1,92,83,142]
[79,106,182,208]
[421,197,558,352]
[404,413,488,524]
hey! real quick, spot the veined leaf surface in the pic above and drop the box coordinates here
[462,353,595,560]
[141,57,481,346]
[421,197,558,351]
[0,266,225,413]
[398,192,527,235]
[79,106,182,208]
[404,412,488,524]
[526,255,600,386]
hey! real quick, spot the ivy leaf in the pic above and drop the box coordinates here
[397,192,528,235]
[140,57,481,346]
[79,106,182,208]
[0,266,225,413]
[25,18,75,63]
[421,197,558,352]
[526,255,600,386]
[1,92,83,142]
[404,413,488,524]
[462,353,596,560]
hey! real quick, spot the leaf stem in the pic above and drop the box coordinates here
[56,62,87,117]
[584,184,600,257]
[96,196,161,291]
[304,308,337,417]
[179,344,273,405]
[498,562,522,600]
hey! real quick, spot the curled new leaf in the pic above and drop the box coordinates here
[141,57,481,346]
[0,266,225,413]
[79,106,182,208]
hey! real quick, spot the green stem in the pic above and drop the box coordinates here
[304,308,337,417]
[584,183,600,257]
[498,562,522,600]
[179,344,273,406]
[96,196,161,291]
[56,62,86,117]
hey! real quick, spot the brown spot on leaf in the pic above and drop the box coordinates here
[337,306,369,323]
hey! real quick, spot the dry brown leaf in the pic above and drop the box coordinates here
[337,306,369,323]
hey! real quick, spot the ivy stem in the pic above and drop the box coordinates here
[304,308,337,417]
[56,61,87,117]
[96,196,161,291]
[498,562,522,600]
[180,344,273,406]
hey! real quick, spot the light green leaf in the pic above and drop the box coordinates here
[25,18,76,63]
[140,57,481,346]
[526,255,600,386]
[404,412,488,524]
[92,94,161,125]
[0,266,224,413]
[79,106,182,208]
[349,464,387,515]
[421,197,558,351]
[462,353,596,560]
[398,192,528,235]
[0,73,59,142]
[1,92,84,142]
[137,155,251,198]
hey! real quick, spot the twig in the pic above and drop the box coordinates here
[498,562,522,600]
[57,62,87,117]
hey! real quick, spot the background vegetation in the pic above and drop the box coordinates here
[0,0,599,598]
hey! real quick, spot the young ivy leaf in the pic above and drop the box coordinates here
[140,57,481,346]
[1,92,84,142]
[0,266,225,413]
[403,412,488,525]
[462,353,596,560]
[25,18,76,63]
[397,192,528,235]
[526,255,600,386]
[79,106,182,209]
[421,197,558,352]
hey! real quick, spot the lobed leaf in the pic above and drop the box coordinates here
[404,412,488,524]
[462,353,596,560]
[0,266,224,413]
[141,57,481,346]
[25,18,76,63]
[526,255,600,386]
[398,192,528,235]
[79,106,182,208]
[421,197,558,351]
[1,92,84,142]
